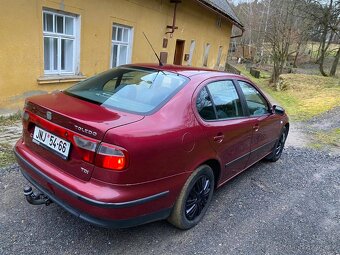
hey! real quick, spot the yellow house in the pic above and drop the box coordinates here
[0,0,243,113]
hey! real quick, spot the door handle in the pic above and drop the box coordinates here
[213,133,224,143]
[253,123,259,132]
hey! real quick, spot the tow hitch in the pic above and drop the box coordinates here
[23,186,53,206]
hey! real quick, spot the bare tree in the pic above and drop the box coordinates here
[266,0,304,83]
[305,0,340,76]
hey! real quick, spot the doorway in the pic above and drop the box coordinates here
[173,40,185,65]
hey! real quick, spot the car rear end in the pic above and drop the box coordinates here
[15,66,189,228]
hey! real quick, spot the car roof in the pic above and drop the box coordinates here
[124,63,243,79]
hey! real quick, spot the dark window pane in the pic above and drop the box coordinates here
[53,38,58,70]
[238,81,268,116]
[119,45,128,65]
[123,28,129,42]
[65,17,74,35]
[56,15,64,33]
[44,13,53,32]
[207,80,243,119]
[196,87,216,120]
[117,27,122,41]
[61,39,73,72]
[112,44,118,67]
[44,37,50,70]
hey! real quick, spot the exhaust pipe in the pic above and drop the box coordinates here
[24,186,53,206]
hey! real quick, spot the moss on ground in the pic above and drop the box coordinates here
[0,112,22,168]
[0,111,22,126]
[0,142,15,168]
[309,128,340,149]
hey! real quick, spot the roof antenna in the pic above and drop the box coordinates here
[143,32,163,66]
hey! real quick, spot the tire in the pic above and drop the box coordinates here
[167,165,214,230]
[265,126,288,162]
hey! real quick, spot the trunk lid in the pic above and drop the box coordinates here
[23,91,143,181]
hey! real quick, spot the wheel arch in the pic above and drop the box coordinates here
[200,159,221,189]
[285,122,290,134]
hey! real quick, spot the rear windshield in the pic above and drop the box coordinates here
[64,67,189,114]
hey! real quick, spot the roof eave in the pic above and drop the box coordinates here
[195,0,244,31]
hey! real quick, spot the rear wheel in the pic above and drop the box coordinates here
[168,165,214,230]
[266,126,287,162]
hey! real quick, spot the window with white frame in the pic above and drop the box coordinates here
[43,10,79,75]
[111,24,133,68]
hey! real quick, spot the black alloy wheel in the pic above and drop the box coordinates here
[185,175,212,221]
[265,126,288,162]
[168,165,214,229]
[275,130,287,157]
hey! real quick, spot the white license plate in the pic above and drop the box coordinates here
[33,126,71,159]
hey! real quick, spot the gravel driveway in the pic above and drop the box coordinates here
[1,145,339,255]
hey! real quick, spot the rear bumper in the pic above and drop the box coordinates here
[14,143,179,228]
[19,164,170,228]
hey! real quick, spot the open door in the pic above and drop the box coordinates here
[173,40,185,65]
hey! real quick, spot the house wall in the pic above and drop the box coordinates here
[0,0,232,112]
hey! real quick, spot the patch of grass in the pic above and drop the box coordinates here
[309,128,340,149]
[0,143,15,168]
[235,64,340,121]
[0,111,22,126]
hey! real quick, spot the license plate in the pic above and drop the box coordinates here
[33,126,71,159]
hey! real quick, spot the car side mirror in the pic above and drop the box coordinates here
[272,105,285,115]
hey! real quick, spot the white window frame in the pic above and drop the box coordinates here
[42,9,80,75]
[111,24,133,68]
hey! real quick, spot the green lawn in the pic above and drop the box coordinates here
[235,64,340,121]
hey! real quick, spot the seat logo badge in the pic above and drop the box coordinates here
[46,111,52,120]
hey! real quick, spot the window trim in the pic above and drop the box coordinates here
[42,9,80,76]
[234,79,271,117]
[195,79,247,122]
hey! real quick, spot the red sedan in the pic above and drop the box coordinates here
[15,64,289,229]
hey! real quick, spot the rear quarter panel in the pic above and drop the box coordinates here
[91,79,218,185]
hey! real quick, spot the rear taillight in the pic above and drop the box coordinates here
[95,142,128,171]
[73,136,128,171]
[73,135,98,163]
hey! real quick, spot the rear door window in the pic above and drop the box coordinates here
[196,87,216,120]
[207,80,243,119]
[196,80,244,121]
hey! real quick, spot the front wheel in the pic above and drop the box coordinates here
[167,165,214,230]
[266,126,288,162]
